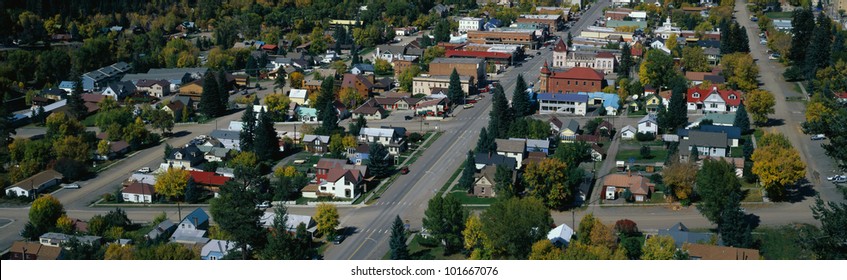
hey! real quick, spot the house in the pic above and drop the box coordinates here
[644,94,663,113]
[347,143,371,165]
[637,114,658,135]
[413,74,474,96]
[101,81,137,100]
[122,182,154,203]
[495,139,526,169]
[172,95,195,109]
[547,223,575,246]
[679,130,729,161]
[39,232,101,247]
[179,80,204,97]
[303,134,331,153]
[602,173,655,202]
[209,129,241,151]
[341,73,375,98]
[296,107,318,122]
[350,64,375,75]
[359,127,407,155]
[473,165,508,198]
[537,93,589,115]
[688,113,736,128]
[315,158,348,182]
[687,87,744,113]
[549,117,580,140]
[135,79,171,97]
[4,169,63,198]
[164,145,204,170]
[163,100,185,120]
[289,89,309,105]
[80,62,132,91]
[428,57,487,84]
[658,222,717,248]
[171,208,210,245]
[679,125,741,147]
[201,239,237,260]
[458,17,485,33]
[595,121,614,137]
[683,243,760,260]
[590,144,605,161]
[540,64,605,93]
[319,168,364,198]
[351,103,387,120]
[8,241,63,260]
[620,125,637,140]
[197,145,232,162]
[510,138,550,155]
[474,152,518,171]
[374,44,409,61]
[429,3,450,17]
[576,91,621,115]
[146,220,176,241]
[189,171,231,195]
[414,98,448,116]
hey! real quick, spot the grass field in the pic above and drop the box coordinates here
[449,190,496,205]
[755,225,815,259]
[615,148,669,164]
[406,235,466,260]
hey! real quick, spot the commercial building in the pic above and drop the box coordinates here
[467,30,538,49]
[516,14,563,31]
[537,93,589,116]
[428,57,486,84]
[540,63,605,93]
[412,74,474,96]
[458,17,485,33]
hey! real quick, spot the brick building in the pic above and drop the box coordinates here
[428,57,486,84]
[467,30,538,49]
[516,14,563,31]
[412,75,475,96]
[540,63,605,93]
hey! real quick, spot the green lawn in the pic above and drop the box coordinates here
[81,111,104,127]
[615,148,669,164]
[730,146,744,158]
[649,192,666,203]
[448,190,496,205]
[765,11,793,19]
[741,188,763,203]
[406,234,466,260]
[756,225,815,259]
[436,163,465,196]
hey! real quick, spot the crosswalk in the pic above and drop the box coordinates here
[373,201,415,206]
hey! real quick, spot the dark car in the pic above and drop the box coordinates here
[333,234,345,244]
[404,115,414,120]
[400,166,409,174]
[536,51,541,55]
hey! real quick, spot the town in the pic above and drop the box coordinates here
[0,0,846,261]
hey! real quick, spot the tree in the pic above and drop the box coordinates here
[462,214,487,256]
[488,85,513,139]
[0,92,16,167]
[664,80,689,131]
[458,151,476,191]
[641,235,677,260]
[398,65,422,92]
[523,158,572,210]
[618,43,633,78]
[289,72,305,90]
[263,206,311,260]
[682,46,710,72]
[666,33,679,57]
[315,203,340,239]
[348,115,367,136]
[528,239,565,260]
[246,55,258,77]
[719,193,753,248]
[367,143,392,178]
[511,75,532,117]
[696,159,742,226]
[563,240,626,260]
[662,159,698,201]
[316,77,336,121]
[210,177,265,259]
[746,89,776,125]
[239,105,256,152]
[788,8,816,64]
[27,195,65,238]
[200,71,224,117]
[620,236,643,260]
[447,69,464,106]
[480,197,552,259]
[67,76,88,118]
[614,219,640,237]
[154,168,190,201]
[800,196,847,259]
[433,19,451,43]
[390,215,409,260]
[752,134,806,199]
[422,195,466,254]
[253,109,280,162]
[493,165,515,199]
[721,53,760,92]
[640,145,652,159]
[105,243,135,260]
[183,178,200,204]
[265,94,291,121]
[421,46,446,67]
[639,49,675,90]
[338,87,365,109]
[274,69,287,93]
[734,104,751,134]
[374,58,393,76]
[54,135,90,163]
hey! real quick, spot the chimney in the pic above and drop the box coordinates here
[627,169,632,177]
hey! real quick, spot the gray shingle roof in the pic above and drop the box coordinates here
[495,139,526,153]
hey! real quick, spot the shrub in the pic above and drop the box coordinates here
[635,132,655,141]
[408,132,423,143]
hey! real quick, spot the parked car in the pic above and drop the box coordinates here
[768,53,780,60]
[811,134,826,140]
[835,176,847,184]
[399,166,409,174]
[256,201,271,209]
[404,115,414,120]
[536,51,541,55]
[827,175,845,181]
[62,183,81,189]
[467,99,477,104]
[137,167,151,173]
[333,234,345,244]
[463,104,474,109]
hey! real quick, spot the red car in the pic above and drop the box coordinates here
[467,99,477,104]
[399,166,409,174]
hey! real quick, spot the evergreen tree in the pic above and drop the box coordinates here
[690,145,700,161]
[619,43,632,78]
[447,69,464,105]
[458,150,476,192]
[184,178,199,204]
[253,109,279,162]
[320,102,338,134]
[217,70,229,108]
[737,25,750,53]
[210,175,266,260]
[240,105,256,152]
[433,19,451,43]
[422,195,466,254]
[246,55,258,77]
[718,192,753,248]
[567,32,572,46]
[367,143,392,178]
[420,34,432,48]
[489,85,512,138]
[734,104,750,134]
[0,93,15,168]
[348,115,367,136]
[200,71,223,117]
[666,83,688,130]
[511,75,531,117]
[494,165,515,199]
[351,43,361,65]
[720,20,734,54]
[788,9,816,64]
[804,13,833,80]
[316,76,336,121]
[274,68,287,93]
[262,206,313,260]
[67,75,88,118]
[389,215,409,260]
[476,127,495,154]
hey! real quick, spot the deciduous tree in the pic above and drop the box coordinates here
[720,53,759,92]
[480,197,552,259]
[529,239,565,260]
[695,159,742,226]
[752,133,806,199]
[315,203,340,239]
[662,159,698,201]
[639,49,675,90]
[746,89,775,125]
[27,195,65,238]
[422,195,466,255]
[154,168,190,201]
[54,135,90,162]
[641,235,677,260]
[523,158,572,210]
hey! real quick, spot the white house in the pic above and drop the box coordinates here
[319,168,363,198]
[288,89,309,105]
[637,114,658,135]
[621,125,637,140]
[4,170,64,198]
[101,81,137,100]
[458,17,484,33]
[495,139,526,169]
[201,239,236,260]
[359,127,407,155]
[209,130,242,151]
[122,182,154,203]
[547,223,575,246]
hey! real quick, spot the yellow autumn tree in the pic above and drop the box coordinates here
[746,89,775,125]
[97,139,112,158]
[641,235,676,260]
[265,93,291,113]
[315,203,340,238]
[56,215,74,234]
[54,135,90,162]
[342,135,358,150]
[288,71,305,89]
[528,239,565,260]
[338,86,366,108]
[805,100,833,123]
[662,158,698,201]
[462,214,486,251]
[274,165,298,178]
[720,53,759,92]
[105,243,135,260]
[154,168,190,201]
[523,158,571,209]
[751,134,806,198]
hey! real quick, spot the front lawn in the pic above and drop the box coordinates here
[756,225,815,260]
[406,234,466,260]
[615,148,669,164]
[448,190,496,205]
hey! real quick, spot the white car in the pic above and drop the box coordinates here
[137,167,152,173]
[835,176,847,184]
[62,183,81,189]
[256,201,272,209]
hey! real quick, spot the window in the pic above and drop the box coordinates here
[729,95,736,99]
[693,93,699,98]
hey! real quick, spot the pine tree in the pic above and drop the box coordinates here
[566,32,572,46]
[718,193,752,248]
[200,71,223,117]
[448,69,464,105]
[389,215,409,260]
[348,115,367,136]
[0,92,16,168]
[253,108,279,162]
[210,176,266,260]
[217,70,229,108]
[804,13,833,80]
[788,9,816,64]
[67,75,88,118]
[690,145,700,161]
[246,55,258,77]
[420,34,432,48]
[734,104,750,134]
[434,19,451,43]
[367,143,392,178]
[240,105,256,152]
[476,127,492,154]
[458,150,476,192]
[316,76,336,121]
[619,43,632,78]
[320,102,338,134]
[351,43,361,65]
[667,85,688,130]
[512,74,531,117]
[489,85,512,138]
[736,26,750,53]
[184,178,199,204]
